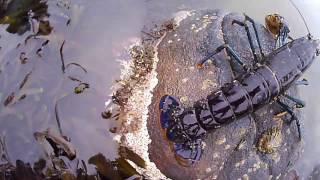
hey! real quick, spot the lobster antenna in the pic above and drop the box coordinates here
[289,0,311,37]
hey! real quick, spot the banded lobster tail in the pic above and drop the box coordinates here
[159,4,320,166]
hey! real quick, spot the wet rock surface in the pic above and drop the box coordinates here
[307,164,320,180]
[147,9,302,179]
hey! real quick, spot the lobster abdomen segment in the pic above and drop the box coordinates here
[200,70,274,128]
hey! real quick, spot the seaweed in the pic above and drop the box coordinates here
[55,101,64,136]
[1,139,145,179]
[34,129,76,160]
[36,39,50,57]
[88,153,141,180]
[118,146,146,168]
[37,20,52,36]
[19,71,32,89]
[0,0,49,35]
[109,127,117,133]
[60,40,66,73]
[19,52,28,64]
[3,92,14,106]
[101,110,112,119]
[74,83,89,94]
[65,63,87,74]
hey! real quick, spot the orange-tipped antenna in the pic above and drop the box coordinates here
[289,0,311,38]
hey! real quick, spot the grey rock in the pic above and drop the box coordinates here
[147,9,302,179]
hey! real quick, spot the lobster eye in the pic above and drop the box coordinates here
[316,49,320,56]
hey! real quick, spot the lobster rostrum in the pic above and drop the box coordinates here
[159,10,320,166]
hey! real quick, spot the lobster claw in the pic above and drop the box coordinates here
[159,95,188,142]
[159,95,182,129]
[159,95,206,166]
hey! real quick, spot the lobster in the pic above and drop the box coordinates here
[159,10,320,166]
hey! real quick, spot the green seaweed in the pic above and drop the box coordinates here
[74,83,89,94]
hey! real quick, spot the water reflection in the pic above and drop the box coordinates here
[0,0,320,178]
[0,0,122,171]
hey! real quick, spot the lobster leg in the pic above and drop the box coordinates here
[243,14,265,58]
[295,78,309,86]
[282,94,305,109]
[288,36,294,41]
[276,99,302,140]
[197,44,249,71]
[232,20,260,64]
[276,24,291,47]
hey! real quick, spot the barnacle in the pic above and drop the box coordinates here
[265,14,283,37]
[180,96,188,104]
[201,79,215,90]
[257,127,282,154]
[236,139,246,151]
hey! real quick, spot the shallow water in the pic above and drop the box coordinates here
[0,0,320,178]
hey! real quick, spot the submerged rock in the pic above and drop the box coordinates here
[307,164,320,180]
[112,9,303,179]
